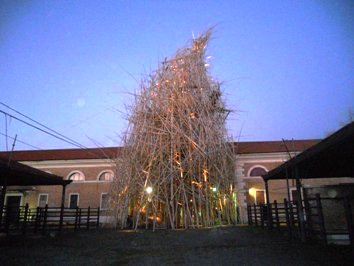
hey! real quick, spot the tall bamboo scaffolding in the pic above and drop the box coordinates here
[111,30,236,230]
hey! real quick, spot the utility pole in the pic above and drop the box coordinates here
[0,134,17,226]
[282,139,293,202]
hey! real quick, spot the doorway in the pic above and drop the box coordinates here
[255,190,265,205]
[5,194,22,225]
[69,193,79,209]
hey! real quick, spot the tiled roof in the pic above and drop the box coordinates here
[0,140,319,161]
[0,147,121,161]
[234,140,319,154]
[0,156,71,186]
[264,122,354,180]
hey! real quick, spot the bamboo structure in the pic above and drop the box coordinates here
[111,30,236,230]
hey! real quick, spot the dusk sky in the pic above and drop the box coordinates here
[0,1,353,151]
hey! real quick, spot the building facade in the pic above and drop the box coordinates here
[1,140,329,224]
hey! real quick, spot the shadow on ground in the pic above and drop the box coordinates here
[1,226,353,265]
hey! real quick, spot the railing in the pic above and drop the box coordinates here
[247,199,299,238]
[0,204,100,236]
[247,194,354,246]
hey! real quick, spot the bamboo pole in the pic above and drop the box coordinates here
[110,29,236,229]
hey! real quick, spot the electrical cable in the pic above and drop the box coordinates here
[0,109,86,149]
[0,103,115,160]
[0,132,40,150]
[0,102,87,149]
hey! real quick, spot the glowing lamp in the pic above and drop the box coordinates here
[146,186,153,194]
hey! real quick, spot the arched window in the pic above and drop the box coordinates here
[249,166,267,177]
[98,170,114,181]
[67,171,85,181]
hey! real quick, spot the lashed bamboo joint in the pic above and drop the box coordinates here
[111,30,236,230]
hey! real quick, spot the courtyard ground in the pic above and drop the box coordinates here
[0,226,353,265]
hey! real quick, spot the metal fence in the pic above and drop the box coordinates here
[0,204,100,236]
[247,194,354,245]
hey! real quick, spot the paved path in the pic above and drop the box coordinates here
[1,226,353,265]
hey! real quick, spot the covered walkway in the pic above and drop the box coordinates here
[260,122,354,244]
[0,156,72,234]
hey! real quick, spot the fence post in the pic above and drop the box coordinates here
[260,204,265,228]
[5,205,10,235]
[343,196,353,246]
[59,204,64,233]
[247,205,252,225]
[253,204,257,226]
[78,208,82,229]
[34,207,40,233]
[75,207,79,230]
[16,205,21,229]
[289,202,295,229]
[303,195,311,239]
[315,194,327,245]
[42,204,48,235]
[284,198,292,239]
[295,199,304,238]
[22,204,29,235]
[274,200,280,229]
[96,207,100,230]
[87,207,91,230]
[267,203,273,229]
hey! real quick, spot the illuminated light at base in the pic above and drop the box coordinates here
[148,216,161,222]
[190,112,197,119]
[219,198,223,211]
[146,186,153,194]
[191,180,202,187]
[180,170,184,178]
[233,192,238,222]
[248,187,257,200]
[203,168,208,182]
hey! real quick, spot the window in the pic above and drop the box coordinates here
[69,193,79,209]
[98,171,114,181]
[68,171,85,181]
[249,166,267,177]
[38,194,48,207]
[100,193,109,210]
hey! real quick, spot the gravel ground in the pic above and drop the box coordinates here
[0,226,353,265]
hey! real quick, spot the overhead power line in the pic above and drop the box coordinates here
[0,102,87,149]
[0,109,87,149]
[0,132,40,150]
[0,103,115,160]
